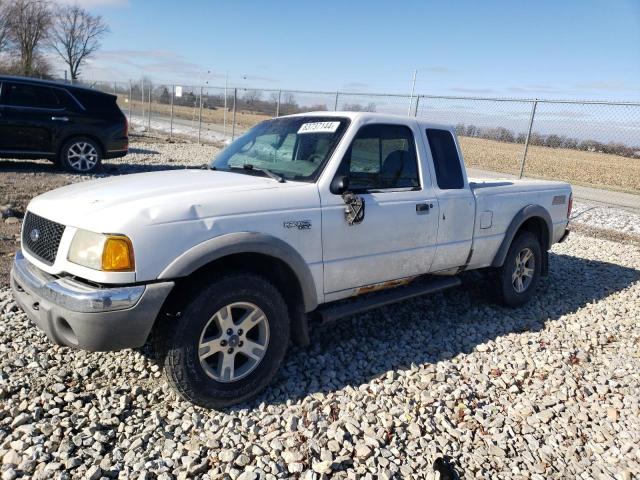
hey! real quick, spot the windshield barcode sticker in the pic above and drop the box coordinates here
[298,122,340,134]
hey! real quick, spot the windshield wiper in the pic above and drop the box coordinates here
[239,164,285,183]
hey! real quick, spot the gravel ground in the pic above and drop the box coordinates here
[1,135,639,479]
[572,201,640,236]
[1,234,639,480]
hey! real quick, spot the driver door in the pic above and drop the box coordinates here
[320,123,440,295]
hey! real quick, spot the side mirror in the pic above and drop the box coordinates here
[330,175,350,195]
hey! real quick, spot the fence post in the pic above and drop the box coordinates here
[198,86,203,144]
[275,90,281,117]
[128,80,132,126]
[147,85,151,133]
[414,96,420,117]
[334,92,339,111]
[223,89,228,137]
[518,100,538,179]
[231,88,237,140]
[169,84,175,141]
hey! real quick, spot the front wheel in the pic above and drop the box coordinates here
[59,137,102,173]
[496,232,542,307]
[162,273,290,408]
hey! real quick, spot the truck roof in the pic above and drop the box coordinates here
[287,110,454,131]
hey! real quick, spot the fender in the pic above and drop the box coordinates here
[158,232,319,312]
[491,205,553,270]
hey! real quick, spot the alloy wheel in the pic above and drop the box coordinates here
[67,142,98,172]
[512,247,535,293]
[198,302,270,382]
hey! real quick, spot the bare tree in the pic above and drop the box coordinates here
[6,0,51,76]
[0,1,9,53]
[242,89,262,104]
[49,4,108,81]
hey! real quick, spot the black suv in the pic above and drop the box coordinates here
[0,76,128,173]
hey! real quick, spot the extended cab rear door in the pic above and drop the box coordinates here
[320,120,440,296]
[421,127,475,272]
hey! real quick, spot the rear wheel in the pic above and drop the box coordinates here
[496,232,542,307]
[162,273,290,408]
[59,137,102,173]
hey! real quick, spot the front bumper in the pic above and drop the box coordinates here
[10,251,173,351]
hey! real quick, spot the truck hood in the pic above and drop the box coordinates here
[27,169,308,230]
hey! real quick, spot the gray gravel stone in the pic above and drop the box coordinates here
[1,470,17,480]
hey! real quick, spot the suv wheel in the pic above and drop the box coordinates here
[59,137,102,173]
[496,232,542,307]
[162,273,290,408]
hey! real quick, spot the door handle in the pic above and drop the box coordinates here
[416,203,433,214]
[51,116,69,122]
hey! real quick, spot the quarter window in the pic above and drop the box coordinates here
[341,124,420,191]
[4,83,61,109]
[426,129,464,189]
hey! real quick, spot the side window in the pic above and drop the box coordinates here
[343,124,420,191]
[52,88,80,111]
[426,129,464,189]
[5,83,61,109]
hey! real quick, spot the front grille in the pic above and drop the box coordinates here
[22,212,66,266]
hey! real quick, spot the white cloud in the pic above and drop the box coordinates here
[75,49,217,85]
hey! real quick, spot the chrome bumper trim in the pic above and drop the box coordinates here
[12,250,144,313]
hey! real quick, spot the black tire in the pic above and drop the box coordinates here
[59,137,102,173]
[496,232,542,307]
[162,273,290,408]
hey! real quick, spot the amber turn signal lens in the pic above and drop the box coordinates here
[101,236,134,271]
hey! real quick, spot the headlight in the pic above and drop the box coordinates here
[68,230,135,272]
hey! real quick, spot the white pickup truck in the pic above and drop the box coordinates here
[11,112,571,407]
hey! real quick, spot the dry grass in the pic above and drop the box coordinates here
[459,137,640,193]
[119,98,271,131]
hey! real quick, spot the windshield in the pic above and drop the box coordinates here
[210,116,350,182]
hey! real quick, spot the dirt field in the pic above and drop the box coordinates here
[121,98,273,131]
[459,137,640,193]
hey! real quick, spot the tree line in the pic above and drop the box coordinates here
[0,0,108,80]
[149,85,378,116]
[455,123,640,158]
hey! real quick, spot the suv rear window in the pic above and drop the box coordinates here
[426,129,464,189]
[71,90,121,116]
[4,83,61,109]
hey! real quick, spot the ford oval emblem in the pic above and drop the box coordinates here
[30,229,40,242]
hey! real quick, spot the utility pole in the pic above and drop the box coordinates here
[407,69,417,116]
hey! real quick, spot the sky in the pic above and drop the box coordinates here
[54,0,640,101]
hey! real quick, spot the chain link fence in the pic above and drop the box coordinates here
[73,79,640,193]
